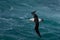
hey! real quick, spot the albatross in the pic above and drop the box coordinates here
[31,11,43,37]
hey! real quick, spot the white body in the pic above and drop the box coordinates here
[29,18,42,22]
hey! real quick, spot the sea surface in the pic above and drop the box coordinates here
[0,0,60,40]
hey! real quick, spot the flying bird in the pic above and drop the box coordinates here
[31,11,43,37]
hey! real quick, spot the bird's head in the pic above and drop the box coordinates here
[31,11,36,15]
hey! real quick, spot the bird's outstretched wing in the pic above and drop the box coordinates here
[31,11,41,37]
[35,26,41,37]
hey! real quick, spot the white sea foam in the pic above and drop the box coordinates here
[19,17,24,19]
[21,3,32,8]
[0,27,13,30]
[0,17,13,21]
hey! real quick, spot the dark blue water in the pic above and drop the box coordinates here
[0,0,60,40]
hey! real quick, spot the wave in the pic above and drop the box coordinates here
[0,0,60,40]
[9,6,14,11]
[20,3,32,8]
[0,34,19,40]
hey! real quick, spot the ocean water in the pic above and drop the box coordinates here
[0,0,60,40]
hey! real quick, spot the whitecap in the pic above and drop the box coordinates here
[0,17,13,21]
[0,27,13,31]
[21,3,32,8]
[19,17,25,20]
